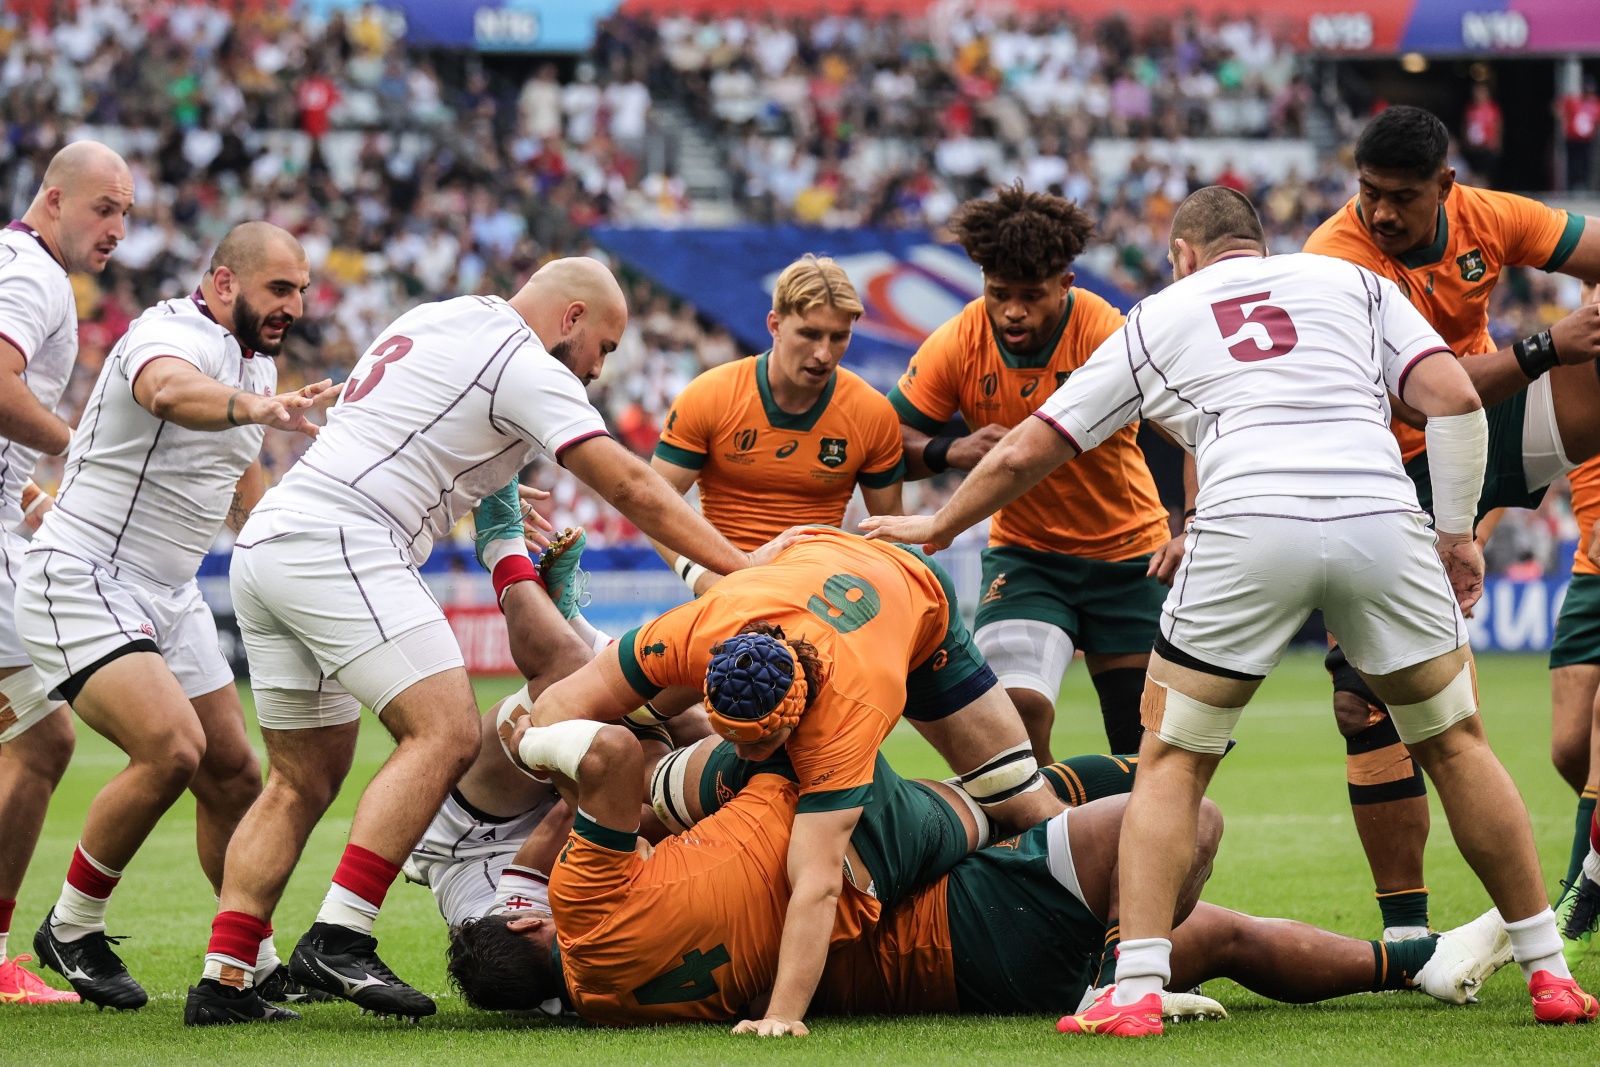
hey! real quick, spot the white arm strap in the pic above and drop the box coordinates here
[1424,410,1487,538]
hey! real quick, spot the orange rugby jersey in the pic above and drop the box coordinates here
[1569,458,1600,578]
[815,876,960,1016]
[552,775,881,1026]
[889,292,1170,559]
[1303,184,1584,461]
[655,354,905,551]
[617,528,947,812]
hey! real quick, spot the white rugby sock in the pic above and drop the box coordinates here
[1583,849,1600,885]
[1111,937,1171,1005]
[1505,908,1570,982]
[0,931,8,961]
[315,883,380,936]
[568,613,610,654]
[482,536,529,570]
[254,932,280,982]
[52,846,123,943]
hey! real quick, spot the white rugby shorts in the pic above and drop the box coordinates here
[1161,497,1466,679]
[230,513,463,727]
[405,789,556,928]
[14,546,233,701]
[0,528,35,668]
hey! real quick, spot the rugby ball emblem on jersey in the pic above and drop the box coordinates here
[818,437,848,468]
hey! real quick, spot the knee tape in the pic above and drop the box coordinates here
[1141,678,1242,756]
[974,620,1073,702]
[1388,662,1478,745]
[518,719,606,783]
[495,685,542,781]
[1345,714,1426,805]
[959,741,1044,809]
[649,744,696,835]
[940,777,992,849]
[0,665,64,743]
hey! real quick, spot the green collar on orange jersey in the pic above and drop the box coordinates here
[994,290,1075,369]
[1357,201,1450,271]
[757,350,837,432]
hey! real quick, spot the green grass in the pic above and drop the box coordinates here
[2,652,1596,1064]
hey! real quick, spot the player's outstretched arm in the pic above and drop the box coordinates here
[642,454,721,595]
[563,434,752,576]
[0,338,71,455]
[734,805,861,1038]
[862,417,1075,552]
[133,357,338,436]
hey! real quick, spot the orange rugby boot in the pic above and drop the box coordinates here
[1057,986,1164,1037]
[0,954,81,1004]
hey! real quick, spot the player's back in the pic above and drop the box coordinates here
[1100,252,1438,509]
[258,295,602,563]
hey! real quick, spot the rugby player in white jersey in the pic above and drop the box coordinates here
[184,257,762,1026]
[865,187,1597,1032]
[17,222,334,1011]
[0,141,131,1005]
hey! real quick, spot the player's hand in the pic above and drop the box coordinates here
[18,479,52,534]
[732,1016,809,1037]
[859,513,949,553]
[946,423,1008,471]
[298,378,343,410]
[1551,302,1600,366]
[1587,519,1600,570]
[1435,533,1485,616]
[250,378,336,437]
[1147,531,1187,585]
[516,484,554,550]
[747,525,813,568]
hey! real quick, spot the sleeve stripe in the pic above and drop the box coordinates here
[0,327,29,361]
[887,386,947,436]
[1542,211,1586,273]
[571,809,639,853]
[653,439,707,470]
[616,627,664,701]
[1396,346,1453,400]
[796,784,873,813]
[554,429,611,466]
[1031,410,1083,454]
[857,457,905,489]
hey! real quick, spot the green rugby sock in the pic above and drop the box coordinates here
[1565,791,1598,889]
[1041,754,1138,806]
[1376,888,1429,931]
[1370,935,1439,990]
[1094,925,1120,988]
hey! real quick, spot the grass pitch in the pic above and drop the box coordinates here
[1,651,1595,1065]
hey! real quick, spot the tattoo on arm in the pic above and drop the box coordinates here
[226,488,250,533]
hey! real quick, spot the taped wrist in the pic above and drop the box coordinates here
[495,686,543,781]
[518,719,607,783]
[958,741,1044,810]
[674,556,710,594]
[1423,409,1487,537]
[1512,329,1559,380]
[922,434,958,474]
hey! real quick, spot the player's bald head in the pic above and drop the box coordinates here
[208,221,306,281]
[36,140,131,201]
[1170,186,1266,259]
[520,256,626,318]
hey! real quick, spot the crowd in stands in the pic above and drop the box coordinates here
[0,2,1583,568]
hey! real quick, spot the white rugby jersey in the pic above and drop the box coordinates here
[255,295,608,564]
[0,221,78,527]
[37,292,275,587]
[1034,252,1451,510]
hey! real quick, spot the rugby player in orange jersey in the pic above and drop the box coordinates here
[889,184,1183,761]
[512,527,1063,1035]
[445,730,1512,1028]
[1304,106,1600,940]
[649,255,905,596]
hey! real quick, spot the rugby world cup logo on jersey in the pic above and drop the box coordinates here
[1456,249,1486,282]
[981,373,998,397]
[819,438,848,468]
[734,428,758,453]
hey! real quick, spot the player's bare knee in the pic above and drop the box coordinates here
[1552,742,1589,792]
[577,724,642,784]
[1332,691,1377,737]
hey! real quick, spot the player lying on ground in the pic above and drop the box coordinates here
[445,727,1511,1027]
[519,526,1063,1034]
[863,186,1596,1031]
[1305,105,1600,940]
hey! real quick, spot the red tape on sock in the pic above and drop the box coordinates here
[208,910,269,964]
[492,555,539,606]
[66,845,120,900]
[331,844,402,910]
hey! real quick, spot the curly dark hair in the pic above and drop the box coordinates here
[446,914,562,1012]
[948,182,1097,282]
[722,619,828,708]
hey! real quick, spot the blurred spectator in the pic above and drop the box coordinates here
[1462,82,1502,183]
[1560,78,1600,192]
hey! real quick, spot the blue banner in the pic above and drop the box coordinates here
[591,226,1139,392]
[299,0,619,52]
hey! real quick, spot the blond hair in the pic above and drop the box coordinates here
[770,254,864,320]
